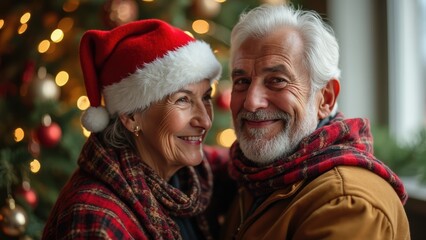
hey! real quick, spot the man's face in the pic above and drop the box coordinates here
[230,27,320,165]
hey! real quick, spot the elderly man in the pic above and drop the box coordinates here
[220,4,410,240]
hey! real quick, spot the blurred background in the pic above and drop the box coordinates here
[0,0,425,239]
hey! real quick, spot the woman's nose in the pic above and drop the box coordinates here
[191,103,212,130]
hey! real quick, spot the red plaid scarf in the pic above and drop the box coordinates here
[229,112,408,204]
[79,135,213,239]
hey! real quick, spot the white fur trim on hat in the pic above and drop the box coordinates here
[103,40,222,115]
[81,106,110,132]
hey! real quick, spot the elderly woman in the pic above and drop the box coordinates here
[42,19,223,239]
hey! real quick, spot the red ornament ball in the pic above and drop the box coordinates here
[36,122,62,148]
[15,187,38,209]
[216,89,232,110]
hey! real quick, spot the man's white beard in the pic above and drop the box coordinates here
[235,97,318,165]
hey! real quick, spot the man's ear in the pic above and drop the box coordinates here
[317,79,340,119]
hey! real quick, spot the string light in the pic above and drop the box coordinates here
[58,17,74,32]
[51,29,64,43]
[76,96,90,110]
[38,40,50,53]
[55,71,69,86]
[63,0,80,12]
[216,128,236,147]
[0,19,4,29]
[30,159,41,173]
[192,20,209,34]
[20,12,31,24]
[14,128,25,142]
[18,24,28,34]
[211,80,218,97]
[82,127,91,138]
[184,31,194,38]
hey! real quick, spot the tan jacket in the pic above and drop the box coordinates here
[220,166,410,240]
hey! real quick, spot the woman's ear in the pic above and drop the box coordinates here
[119,113,137,132]
[317,79,340,119]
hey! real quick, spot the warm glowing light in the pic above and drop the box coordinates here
[262,0,286,4]
[42,114,52,126]
[30,159,41,173]
[77,96,90,110]
[216,0,226,3]
[38,40,50,53]
[18,24,28,34]
[211,81,218,97]
[0,19,4,29]
[58,17,74,32]
[184,31,194,38]
[55,71,69,86]
[14,128,25,142]
[217,128,236,147]
[192,20,209,34]
[63,0,80,12]
[142,0,154,2]
[82,126,91,137]
[20,12,31,24]
[51,29,64,43]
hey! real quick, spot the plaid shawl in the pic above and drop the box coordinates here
[228,112,408,204]
[43,134,213,239]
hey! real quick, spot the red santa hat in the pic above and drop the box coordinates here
[80,19,222,132]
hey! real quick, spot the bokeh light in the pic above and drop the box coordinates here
[216,128,236,147]
[14,128,25,142]
[30,159,41,173]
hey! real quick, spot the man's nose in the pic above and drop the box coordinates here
[243,83,268,112]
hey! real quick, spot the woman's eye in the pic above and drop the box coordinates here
[203,94,212,102]
[176,96,190,103]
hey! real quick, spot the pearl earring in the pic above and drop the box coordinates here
[133,125,141,137]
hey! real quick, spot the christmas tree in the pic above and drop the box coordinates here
[0,0,295,239]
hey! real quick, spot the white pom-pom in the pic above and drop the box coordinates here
[81,106,110,133]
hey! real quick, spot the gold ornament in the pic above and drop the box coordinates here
[0,197,28,237]
[103,0,139,28]
[191,0,221,19]
[260,0,287,5]
[24,67,60,103]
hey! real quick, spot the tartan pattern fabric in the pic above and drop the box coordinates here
[228,112,408,204]
[43,134,213,239]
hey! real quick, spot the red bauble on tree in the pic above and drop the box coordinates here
[215,88,231,110]
[15,181,38,209]
[36,115,62,148]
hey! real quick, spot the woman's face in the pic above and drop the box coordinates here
[134,79,213,179]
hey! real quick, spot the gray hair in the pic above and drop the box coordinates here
[100,115,137,151]
[230,4,341,92]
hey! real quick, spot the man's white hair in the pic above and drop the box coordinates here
[230,4,341,97]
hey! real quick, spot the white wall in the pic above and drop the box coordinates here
[328,0,425,144]
[328,0,377,123]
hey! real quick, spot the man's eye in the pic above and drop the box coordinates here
[232,78,250,91]
[271,77,286,83]
[268,77,288,88]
